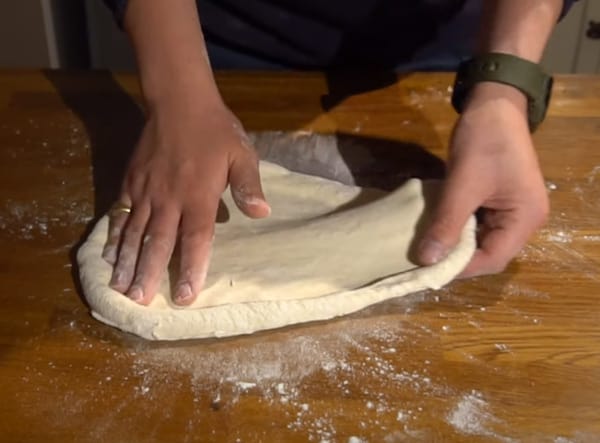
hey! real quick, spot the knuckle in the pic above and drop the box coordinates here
[181,225,214,245]
[232,184,252,202]
[107,223,126,241]
[116,248,137,268]
[124,226,144,242]
[134,254,162,280]
[242,144,259,159]
[143,233,174,255]
[232,145,259,169]
[124,215,149,238]
[123,173,146,197]
[150,205,183,229]
[239,131,254,153]
[117,187,133,203]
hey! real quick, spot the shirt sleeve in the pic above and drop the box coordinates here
[561,0,579,18]
[102,0,128,26]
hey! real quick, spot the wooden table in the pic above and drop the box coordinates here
[1,71,599,442]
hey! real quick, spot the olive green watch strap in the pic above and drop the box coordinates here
[451,52,553,132]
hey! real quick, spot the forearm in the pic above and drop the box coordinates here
[477,0,563,62]
[123,0,220,109]
[466,0,562,116]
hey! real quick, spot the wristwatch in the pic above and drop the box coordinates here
[451,52,554,132]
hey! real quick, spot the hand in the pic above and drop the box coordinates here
[102,95,270,305]
[417,82,549,277]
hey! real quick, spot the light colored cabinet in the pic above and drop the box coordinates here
[0,1,88,69]
[574,0,600,72]
[543,0,600,73]
[0,1,56,68]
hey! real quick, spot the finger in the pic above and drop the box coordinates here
[109,202,151,296]
[125,207,179,305]
[172,206,218,306]
[459,224,525,278]
[102,199,132,265]
[460,205,547,278]
[417,171,483,265]
[229,151,271,219]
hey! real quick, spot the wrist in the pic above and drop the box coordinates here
[452,52,553,131]
[462,82,529,129]
[466,82,527,113]
[141,65,223,113]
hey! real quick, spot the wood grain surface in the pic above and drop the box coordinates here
[0,71,599,442]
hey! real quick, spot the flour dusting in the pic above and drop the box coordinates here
[8,112,600,441]
[122,317,449,440]
[448,391,514,442]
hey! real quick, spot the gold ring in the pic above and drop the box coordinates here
[110,202,132,216]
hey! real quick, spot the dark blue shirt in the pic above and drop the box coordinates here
[103,0,578,70]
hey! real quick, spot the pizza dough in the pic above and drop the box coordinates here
[77,161,476,340]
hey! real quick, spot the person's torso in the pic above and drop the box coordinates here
[198,0,469,69]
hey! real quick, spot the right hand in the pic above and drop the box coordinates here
[102,95,270,306]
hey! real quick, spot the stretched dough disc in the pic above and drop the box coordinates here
[77,161,475,340]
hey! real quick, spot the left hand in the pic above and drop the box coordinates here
[417,82,550,277]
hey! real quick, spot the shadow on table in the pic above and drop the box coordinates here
[44,69,444,215]
[44,70,144,217]
[43,69,509,347]
[44,70,143,311]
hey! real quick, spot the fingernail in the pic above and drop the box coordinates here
[262,202,272,216]
[102,245,117,265]
[419,239,447,265]
[246,197,262,206]
[128,286,144,302]
[175,283,193,303]
[248,198,272,217]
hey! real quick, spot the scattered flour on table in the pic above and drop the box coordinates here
[123,316,448,440]
[1,118,93,242]
[407,85,452,107]
[15,121,600,440]
[540,229,573,244]
[535,166,600,269]
[448,391,515,443]
[0,198,92,240]
[516,168,600,283]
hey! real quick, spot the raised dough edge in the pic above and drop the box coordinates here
[77,180,476,341]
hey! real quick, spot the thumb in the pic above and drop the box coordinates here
[229,153,271,219]
[417,176,480,266]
